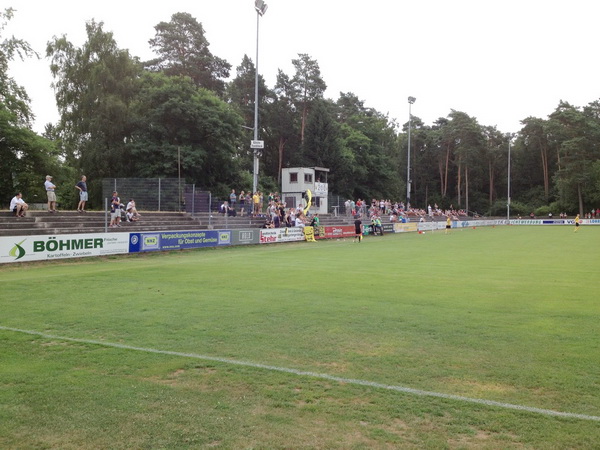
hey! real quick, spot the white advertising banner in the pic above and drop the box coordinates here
[0,233,130,264]
[259,227,305,243]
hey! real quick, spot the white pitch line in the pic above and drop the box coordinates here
[2,325,599,422]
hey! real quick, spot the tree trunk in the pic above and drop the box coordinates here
[277,137,286,184]
[443,144,451,197]
[300,103,308,144]
[541,144,549,201]
[465,166,469,213]
[439,159,445,197]
[578,183,584,216]
[457,156,462,208]
[488,160,494,205]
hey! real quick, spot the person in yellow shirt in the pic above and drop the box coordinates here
[574,214,580,232]
[252,192,260,217]
[445,216,452,234]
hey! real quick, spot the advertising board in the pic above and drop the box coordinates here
[259,227,305,243]
[314,225,356,239]
[393,223,418,233]
[0,232,130,264]
[129,230,231,253]
[231,229,260,245]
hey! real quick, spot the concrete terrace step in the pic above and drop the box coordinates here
[0,210,359,236]
[0,210,204,236]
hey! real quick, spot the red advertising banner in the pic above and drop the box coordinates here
[315,225,356,239]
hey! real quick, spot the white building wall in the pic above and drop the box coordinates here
[281,167,329,214]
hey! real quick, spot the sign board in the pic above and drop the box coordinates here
[0,232,130,264]
[250,140,264,149]
[259,227,304,243]
[129,230,231,253]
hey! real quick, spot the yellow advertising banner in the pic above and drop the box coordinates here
[393,223,418,233]
[304,226,316,242]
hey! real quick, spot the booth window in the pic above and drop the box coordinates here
[290,172,298,183]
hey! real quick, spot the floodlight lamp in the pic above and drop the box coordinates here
[408,96,416,104]
[255,0,268,15]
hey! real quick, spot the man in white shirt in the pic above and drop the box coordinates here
[44,175,57,212]
[10,193,28,217]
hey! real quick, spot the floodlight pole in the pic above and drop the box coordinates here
[507,133,512,221]
[252,0,267,194]
[407,96,416,209]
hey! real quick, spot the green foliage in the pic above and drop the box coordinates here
[0,8,37,127]
[488,199,530,216]
[0,8,64,206]
[47,20,141,183]
[534,204,552,217]
[146,12,231,96]
[130,72,245,189]
[548,101,600,214]
[506,200,530,216]
[302,99,341,168]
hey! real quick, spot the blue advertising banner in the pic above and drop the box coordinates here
[129,230,231,253]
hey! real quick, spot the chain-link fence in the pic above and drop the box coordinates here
[101,180,356,216]
[102,178,213,213]
[327,194,350,216]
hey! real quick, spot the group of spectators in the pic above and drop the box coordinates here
[219,188,320,229]
[8,174,82,217]
[221,189,262,217]
[262,202,319,229]
[110,192,141,227]
[345,198,465,225]
[221,190,288,218]
[8,175,144,227]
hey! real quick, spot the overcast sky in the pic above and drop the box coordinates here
[5,0,600,134]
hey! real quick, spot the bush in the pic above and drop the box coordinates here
[534,205,552,217]
[488,199,530,217]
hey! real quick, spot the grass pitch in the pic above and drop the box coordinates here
[1,226,599,448]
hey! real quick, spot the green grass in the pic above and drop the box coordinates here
[1,226,599,448]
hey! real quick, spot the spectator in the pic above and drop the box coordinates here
[10,192,28,217]
[294,214,305,228]
[44,175,57,213]
[126,199,141,221]
[262,216,274,228]
[220,201,228,215]
[110,191,121,227]
[310,213,320,227]
[259,191,264,215]
[239,190,246,216]
[75,175,88,213]
[252,191,260,216]
[245,192,252,214]
[229,189,237,210]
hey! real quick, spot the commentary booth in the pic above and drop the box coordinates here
[281,167,329,215]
